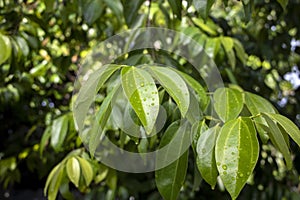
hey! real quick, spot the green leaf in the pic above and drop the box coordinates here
[233,39,247,65]
[261,113,292,169]
[74,64,122,133]
[265,113,300,148]
[176,71,208,110]
[196,125,219,188]
[215,117,259,199]
[40,126,51,156]
[277,0,288,10]
[213,88,244,122]
[155,121,189,200]
[167,0,182,19]
[46,164,64,200]
[121,67,159,134]
[83,0,104,25]
[191,120,208,151]
[244,92,276,143]
[205,37,221,59]
[66,157,81,187]
[51,114,69,151]
[121,0,145,27]
[76,156,94,186]
[221,36,235,69]
[15,36,29,57]
[193,0,216,20]
[103,0,123,23]
[88,85,120,156]
[147,66,190,117]
[0,34,11,64]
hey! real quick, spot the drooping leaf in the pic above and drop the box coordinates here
[233,39,247,65]
[44,164,61,196]
[244,92,276,143]
[277,0,288,10]
[191,120,208,151]
[155,121,190,200]
[74,64,122,133]
[215,117,259,199]
[121,0,145,27]
[205,37,221,59]
[213,88,244,122]
[76,156,94,186]
[196,125,219,188]
[88,85,120,156]
[176,70,208,110]
[66,157,81,187]
[0,34,11,64]
[167,0,182,19]
[193,0,216,20]
[51,114,69,151]
[147,66,190,117]
[40,126,51,156]
[265,113,300,148]
[83,0,104,25]
[121,66,159,134]
[47,164,64,200]
[261,113,292,169]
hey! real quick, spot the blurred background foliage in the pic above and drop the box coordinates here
[0,0,300,199]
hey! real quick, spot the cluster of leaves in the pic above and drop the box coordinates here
[1,0,300,200]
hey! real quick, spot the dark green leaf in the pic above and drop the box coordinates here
[155,121,189,200]
[262,113,292,169]
[167,0,182,19]
[83,0,104,25]
[215,117,259,199]
[277,0,288,10]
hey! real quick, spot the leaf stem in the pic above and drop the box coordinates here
[250,113,261,119]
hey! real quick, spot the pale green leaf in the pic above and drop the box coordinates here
[40,126,51,156]
[205,37,220,58]
[155,121,189,200]
[76,156,94,186]
[51,114,69,151]
[74,64,122,133]
[215,117,259,199]
[262,113,292,169]
[147,66,190,117]
[44,163,61,195]
[121,67,159,134]
[66,157,81,187]
[266,113,300,148]
[47,164,64,200]
[0,34,11,64]
[213,88,244,122]
[196,125,219,188]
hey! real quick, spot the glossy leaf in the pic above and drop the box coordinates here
[121,67,159,134]
[244,92,276,142]
[196,125,219,188]
[44,164,61,196]
[193,0,216,20]
[176,71,208,110]
[147,66,190,117]
[205,37,221,59]
[76,156,94,186]
[51,114,69,152]
[266,113,300,148]
[155,121,189,200]
[191,120,208,151]
[215,117,259,199]
[0,34,11,64]
[74,64,121,133]
[66,157,81,187]
[213,88,244,122]
[261,113,292,169]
